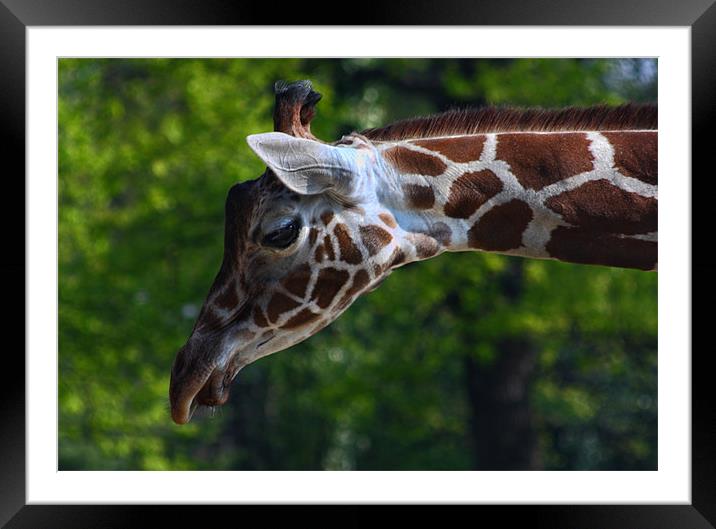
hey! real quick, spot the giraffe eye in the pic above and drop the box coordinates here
[262,218,301,249]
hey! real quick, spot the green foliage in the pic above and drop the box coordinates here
[59,58,657,470]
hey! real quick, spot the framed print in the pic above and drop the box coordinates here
[3,0,714,527]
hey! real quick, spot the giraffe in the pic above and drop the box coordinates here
[169,80,657,424]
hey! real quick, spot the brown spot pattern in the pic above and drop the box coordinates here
[545,180,656,235]
[496,133,594,190]
[267,292,301,323]
[334,223,363,264]
[311,268,350,309]
[410,233,440,259]
[413,135,486,163]
[603,131,657,185]
[546,226,657,270]
[213,282,239,310]
[383,146,447,176]
[320,210,334,226]
[323,235,336,261]
[347,269,370,297]
[403,184,435,209]
[314,244,325,263]
[468,199,533,251]
[444,169,503,219]
[378,212,398,228]
[253,306,269,327]
[335,297,353,312]
[335,270,371,312]
[281,308,320,329]
[387,247,406,268]
[281,263,312,299]
[308,228,319,246]
[359,225,393,256]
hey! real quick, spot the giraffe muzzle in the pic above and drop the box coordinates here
[170,366,235,425]
[194,368,233,408]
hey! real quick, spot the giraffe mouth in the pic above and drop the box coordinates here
[170,365,237,425]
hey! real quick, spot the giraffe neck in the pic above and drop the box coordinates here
[375,129,658,271]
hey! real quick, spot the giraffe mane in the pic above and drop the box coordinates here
[360,103,657,141]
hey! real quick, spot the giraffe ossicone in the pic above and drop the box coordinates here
[169,80,658,424]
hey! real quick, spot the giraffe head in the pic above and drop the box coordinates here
[169,82,410,424]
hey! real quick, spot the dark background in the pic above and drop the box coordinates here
[58,58,658,471]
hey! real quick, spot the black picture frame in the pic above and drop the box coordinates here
[2,1,712,527]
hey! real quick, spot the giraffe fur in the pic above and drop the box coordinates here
[169,81,657,424]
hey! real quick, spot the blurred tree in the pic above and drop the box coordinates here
[59,58,657,471]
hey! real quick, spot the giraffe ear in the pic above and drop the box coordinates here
[246,132,358,196]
